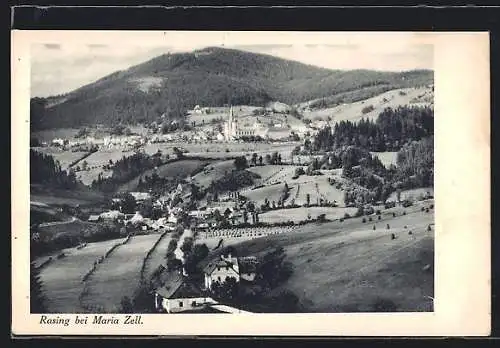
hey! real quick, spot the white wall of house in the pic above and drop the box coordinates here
[204,267,240,290]
[156,294,215,313]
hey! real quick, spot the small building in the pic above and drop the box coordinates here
[88,214,101,222]
[203,253,240,290]
[154,271,215,313]
[129,192,151,203]
[99,210,124,221]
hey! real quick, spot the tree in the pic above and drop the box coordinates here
[306,193,311,206]
[251,153,258,166]
[121,193,137,214]
[212,277,238,301]
[265,154,272,164]
[234,156,248,170]
[167,258,183,271]
[30,262,47,313]
[120,296,134,313]
[258,156,263,166]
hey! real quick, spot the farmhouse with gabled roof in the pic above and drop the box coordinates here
[153,271,215,313]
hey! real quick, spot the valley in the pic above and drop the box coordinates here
[29,46,434,315]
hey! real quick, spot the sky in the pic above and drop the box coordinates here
[30,39,433,98]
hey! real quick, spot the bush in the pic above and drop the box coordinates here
[361,105,375,114]
[368,217,373,222]
[362,217,366,223]
[343,213,351,219]
[376,210,381,215]
[378,215,381,220]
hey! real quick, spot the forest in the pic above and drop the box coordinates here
[30,150,78,190]
[311,106,433,152]
[308,105,434,206]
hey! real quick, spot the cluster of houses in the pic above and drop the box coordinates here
[153,252,258,313]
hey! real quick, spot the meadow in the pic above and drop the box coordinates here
[117,159,210,192]
[370,151,399,168]
[258,206,359,224]
[80,234,162,313]
[191,160,236,189]
[301,87,434,124]
[33,147,89,170]
[37,238,126,313]
[207,200,435,312]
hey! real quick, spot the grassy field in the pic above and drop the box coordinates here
[84,149,136,168]
[191,160,235,189]
[240,184,288,207]
[33,147,89,170]
[143,234,172,282]
[301,87,433,124]
[259,206,359,224]
[81,234,162,313]
[197,226,299,250]
[30,185,107,208]
[117,159,210,192]
[77,168,113,186]
[246,165,299,186]
[32,128,81,143]
[370,151,398,168]
[203,200,435,312]
[37,238,126,313]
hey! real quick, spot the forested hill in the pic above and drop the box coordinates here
[31,46,433,130]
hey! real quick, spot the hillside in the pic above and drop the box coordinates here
[31,47,433,130]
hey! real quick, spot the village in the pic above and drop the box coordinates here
[30,60,435,315]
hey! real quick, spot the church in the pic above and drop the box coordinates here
[223,106,267,141]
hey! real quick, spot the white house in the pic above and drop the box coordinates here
[154,271,216,313]
[99,210,124,221]
[129,211,144,225]
[130,192,151,203]
[51,138,65,147]
[203,253,240,290]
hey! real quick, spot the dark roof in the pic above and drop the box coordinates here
[154,271,203,299]
[203,259,237,275]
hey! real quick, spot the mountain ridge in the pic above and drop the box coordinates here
[30,46,433,130]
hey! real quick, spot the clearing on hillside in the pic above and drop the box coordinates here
[117,159,210,192]
[370,151,399,168]
[302,87,434,124]
[191,160,236,189]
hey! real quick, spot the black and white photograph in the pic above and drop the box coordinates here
[28,33,436,316]
[11,30,490,337]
